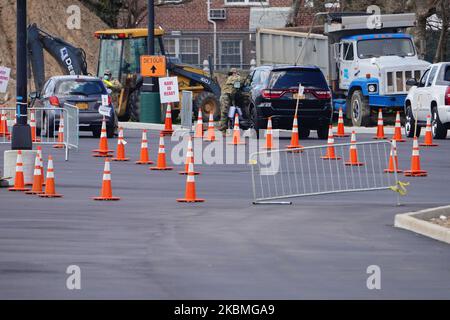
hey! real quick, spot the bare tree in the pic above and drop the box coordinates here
[118,0,194,28]
[433,0,449,62]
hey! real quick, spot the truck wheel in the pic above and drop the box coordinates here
[350,90,371,127]
[405,105,421,138]
[129,91,140,122]
[194,92,220,121]
[431,107,447,139]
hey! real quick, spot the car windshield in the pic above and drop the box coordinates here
[56,80,106,96]
[357,38,415,58]
[268,69,328,89]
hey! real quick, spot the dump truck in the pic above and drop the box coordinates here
[256,13,431,126]
[94,28,221,122]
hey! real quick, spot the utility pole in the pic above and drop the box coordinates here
[11,0,32,150]
[140,0,161,123]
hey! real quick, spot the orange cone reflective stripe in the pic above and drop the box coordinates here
[228,113,245,145]
[9,150,30,192]
[384,140,402,173]
[392,111,405,142]
[39,155,63,198]
[404,137,427,177]
[92,116,114,157]
[112,127,130,161]
[194,109,204,139]
[204,113,216,142]
[420,114,438,147]
[177,162,205,203]
[179,136,200,175]
[335,107,349,137]
[345,131,364,166]
[321,125,341,160]
[287,115,303,151]
[264,117,273,150]
[26,154,44,195]
[53,114,65,149]
[135,130,154,165]
[161,103,174,136]
[150,134,173,170]
[374,108,387,140]
[93,158,120,201]
[30,110,40,142]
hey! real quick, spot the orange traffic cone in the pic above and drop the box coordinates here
[0,109,10,137]
[374,108,387,140]
[384,140,402,173]
[37,146,45,186]
[345,131,364,166]
[264,117,273,150]
[321,125,341,160]
[9,150,30,192]
[135,130,154,165]
[177,162,205,203]
[204,112,216,142]
[93,158,120,201]
[112,127,130,161]
[53,114,65,149]
[179,136,200,175]
[228,113,245,145]
[335,107,349,138]
[420,114,438,147]
[392,111,405,142]
[161,103,174,136]
[92,116,114,157]
[26,154,44,195]
[404,137,427,177]
[287,115,303,150]
[39,155,63,198]
[150,134,173,170]
[194,109,204,139]
[30,110,40,142]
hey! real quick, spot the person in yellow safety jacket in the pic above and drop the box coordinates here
[102,69,122,113]
[219,68,242,132]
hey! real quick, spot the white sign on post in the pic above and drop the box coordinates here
[298,83,304,96]
[159,77,180,104]
[98,94,112,117]
[0,66,11,94]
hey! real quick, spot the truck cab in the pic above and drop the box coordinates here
[325,13,430,126]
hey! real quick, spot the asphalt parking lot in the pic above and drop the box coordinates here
[0,128,449,299]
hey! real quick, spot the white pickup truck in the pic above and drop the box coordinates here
[405,62,450,139]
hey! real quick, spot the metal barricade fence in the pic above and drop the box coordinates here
[250,140,400,205]
[0,104,79,160]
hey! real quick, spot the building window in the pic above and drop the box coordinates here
[220,40,242,69]
[163,38,200,66]
[224,0,268,5]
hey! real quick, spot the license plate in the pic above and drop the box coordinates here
[293,94,305,100]
[76,103,89,110]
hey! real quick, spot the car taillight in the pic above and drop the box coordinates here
[446,87,450,106]
[311,90,332,99]
[49,96,60,107]
[262,89,285,99]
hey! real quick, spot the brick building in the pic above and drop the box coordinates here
[140,0,314,70]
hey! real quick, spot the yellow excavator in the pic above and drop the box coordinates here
[94,28,221,122]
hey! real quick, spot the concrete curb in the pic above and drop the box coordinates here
[395,205,450,244]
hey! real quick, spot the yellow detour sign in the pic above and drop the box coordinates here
[141,55,166,77]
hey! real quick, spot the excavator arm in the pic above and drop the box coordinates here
[27,23,88,93]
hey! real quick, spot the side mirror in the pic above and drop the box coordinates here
[406,78,418,87]
[29,91,40,100]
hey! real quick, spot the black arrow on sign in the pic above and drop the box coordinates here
[151,65,157,74]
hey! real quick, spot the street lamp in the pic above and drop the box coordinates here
[11,0,32,150]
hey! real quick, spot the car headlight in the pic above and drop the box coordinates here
[368,84,377,93]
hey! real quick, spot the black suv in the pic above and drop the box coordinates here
[239,65,332,139]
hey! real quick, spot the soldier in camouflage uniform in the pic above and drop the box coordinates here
[219,68,241,132]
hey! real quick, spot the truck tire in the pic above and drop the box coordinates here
[317,125,329,140]
[299,128,310,139]
[350,90,371,127]
[405,104,421,138]
[431,106,447,139]
[194,92,220,121]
